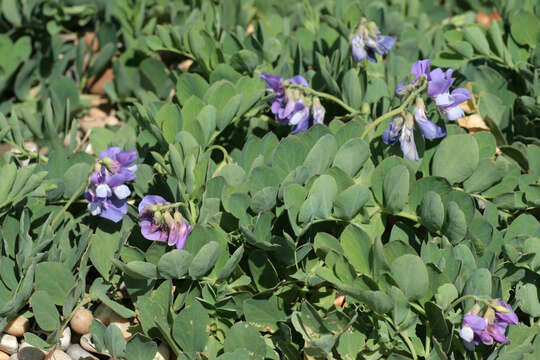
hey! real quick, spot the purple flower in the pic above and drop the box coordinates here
[98,147,138,184]
[312,97,325,126]
[461,301,519,351]
[411,59,431,82]
[382,115,418,161]
[85,168,129,222]
[351,19,395,63]
[413,98,446,140]
[460,314,487,343]
[85,147,138,222]
[138,195,192,250]
[259,74,325,133]
[399,115,419,161]
[427,68,471,121]
[494,301,518,326]
[382,116,404,146]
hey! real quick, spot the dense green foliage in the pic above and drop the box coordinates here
[0,0,540,359]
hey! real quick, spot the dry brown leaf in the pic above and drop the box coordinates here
[458,114,490,133]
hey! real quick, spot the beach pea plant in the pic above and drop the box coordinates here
[0,0,539,359]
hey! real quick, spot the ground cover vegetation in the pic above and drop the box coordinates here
[0,0,539,359]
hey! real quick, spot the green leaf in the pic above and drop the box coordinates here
[419,191,444,232]
[188,241,221,279]
[340,225,371,274]
[448,41,474,58]
[176,73,209,104]
[510,11,540,47]
[157,250,193,279]
[172,301,210,355]
[332,138,369,176]
[432,134,479,184]
[30,290,59,332]
[243,296,286,333]
[156,103,182,144]
[342,69,363,108]
[248,250,278,291]
[90,229,121,281]
[390,254,429,300]
[104,324,126,358]
[89,127,116,155]
[299,175,338,222]
[425,302,451,351]
[463,159,505,193]
[517,283,540,317]
[333,184,370,220]
[122,261,159,279]
[125,335,158,360]
[383,165,410,214]
[271,137,308,180]
[2,0,22,26]
[464,268,492,309]
[35,262,76,306]
[303,134,338,178]
[487,20,506,58]
[223,322,266,360]
[217,245,244,280]
[63,162,91,199]
[463,25,491,56]
[442,202,467,243]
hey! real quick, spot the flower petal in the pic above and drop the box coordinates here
[99,147,122,160]
[259,73,283,92]
[414,108,446,139]
[374,35,395,54]
[459,326,474,342]
[411,59,431,81]
[138,195,167,214]
[113,185,131,200]
[464,314,487,331]
[288,75,309,87]
[116,150,137,166]
[400,127,419,161]
[140,220,163,241]
[351,35,367,62]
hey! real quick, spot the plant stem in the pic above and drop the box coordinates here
[409,301,426,316]
[360,82,427,139]
[51,182,87,227]
[6,140,49,163]
[289,83,357,114]
[425,322,431,360]
[449,295,490,309]
[400,331,418,360]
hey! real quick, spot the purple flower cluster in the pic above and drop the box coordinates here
[351,18,395,63]
[400,59,471,121]
[459,301,519,350]
[138,195,192,249]
[85,147,137,222]
[259,74,325,133]
[383,59,471,161]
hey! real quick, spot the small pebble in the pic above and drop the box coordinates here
[153,343,170,360]
[66,345,97,360]
[79,335,97,355]
[17,346,44,360]
[57,328,71,351]
[70,309,93,335]
[3,318,29,338]
[0,334,18,355]
[49,350,71,360]
[0,350,9,360]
